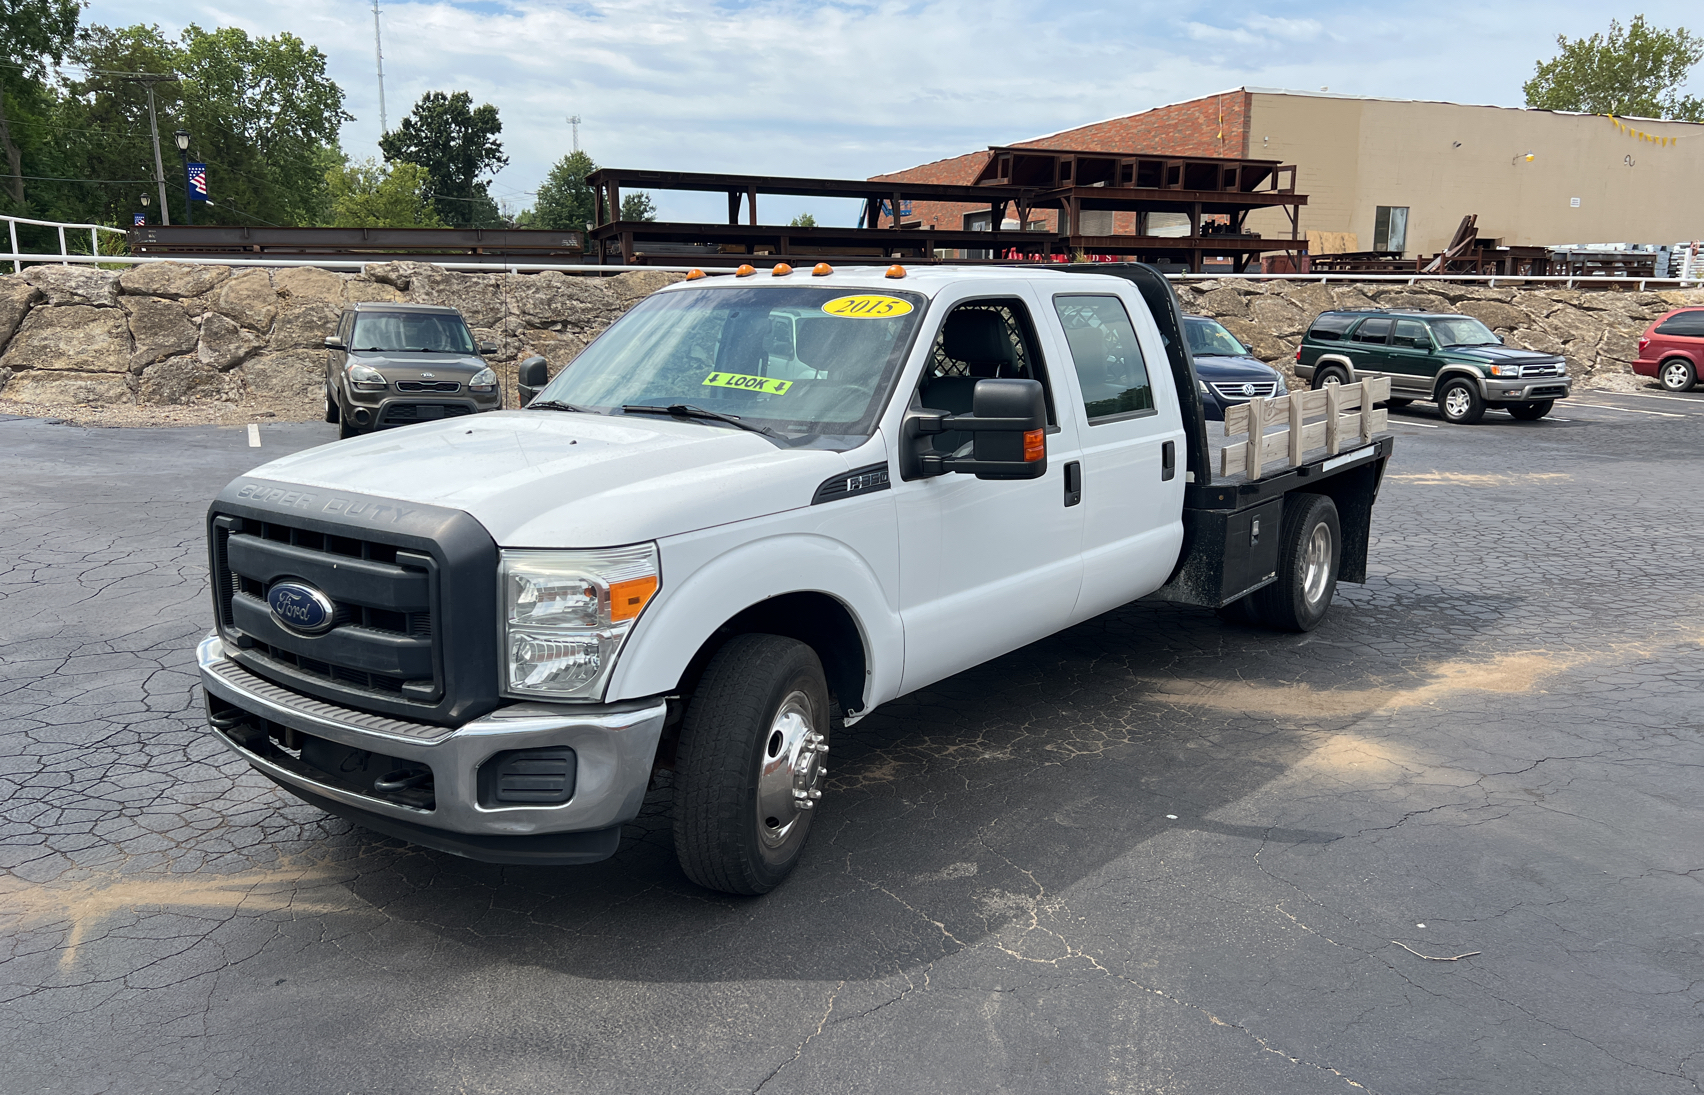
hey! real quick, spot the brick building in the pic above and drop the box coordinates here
[873,88,1704,255]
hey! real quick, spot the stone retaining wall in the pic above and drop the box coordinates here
[2,263,1696,412]
[0,261,682,411]
[1173,278,1704,389]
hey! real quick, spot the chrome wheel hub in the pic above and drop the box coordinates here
[1662,362,1690,390]
[1301,522,1333,606]
[755,691,827,848]
[1444,388,1471,417]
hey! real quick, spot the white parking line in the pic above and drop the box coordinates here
[1587,389,1704,404]
[1567,401,1689,418]
[1390,420,1441,428]
[247,423,261,447]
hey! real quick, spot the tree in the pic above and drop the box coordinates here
[325,157,442,227]
[0,0,81,208]
[1524,15,1704,121]
[789,212,817,228]
[532,149,596,230]
[620,191,657,222]
[379,90,507,228]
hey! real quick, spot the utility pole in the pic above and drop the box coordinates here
[567,115,581,154]
[373,0,388,138]
[124,74,178,226]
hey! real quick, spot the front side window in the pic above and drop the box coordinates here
[1054,295,1154,422]
[531,286,926,447]
[1427,317,1500,347]
[1352,317,1393,344]
[351,311,476,354]
[1392,319,1432,349]
[1184,317,1248,357]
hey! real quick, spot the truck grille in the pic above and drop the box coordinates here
[1516,363,1565,377]
[212,515,440,704]
[1210,380,1278,401]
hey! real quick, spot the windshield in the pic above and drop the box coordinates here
[1427,317,1500,347]
[531,286,927,446]
[1184,317,1247,357]
[351,312,476,354]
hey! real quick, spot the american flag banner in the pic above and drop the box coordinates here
[187,163,209,201]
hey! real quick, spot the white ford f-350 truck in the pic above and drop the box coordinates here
[197,263,1393,893]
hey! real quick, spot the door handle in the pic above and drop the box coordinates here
[1161,441,1176,481]
[1063,461,1082,507]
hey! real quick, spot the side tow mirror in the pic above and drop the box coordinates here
[517,356,550,406]
[902,377,1048,481]
[324,336,347,351]
[479,340,499,355]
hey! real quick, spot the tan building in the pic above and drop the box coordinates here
[875,88,1704,257]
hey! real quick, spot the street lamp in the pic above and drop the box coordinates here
[173,129,193,225]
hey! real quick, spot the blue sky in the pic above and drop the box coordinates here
[80,0,1704,224]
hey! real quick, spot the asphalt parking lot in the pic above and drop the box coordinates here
[2,389,1701,1095]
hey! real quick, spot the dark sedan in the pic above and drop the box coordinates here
[1184,315,1287,421]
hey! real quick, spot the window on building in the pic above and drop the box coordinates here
[1373,206,1408,253]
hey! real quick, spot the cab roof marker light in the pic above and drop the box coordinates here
[812,263,833,276]
[772,263,793,276]
[685,268,707,280]
[885,264,907,279]
[735,264,756,277]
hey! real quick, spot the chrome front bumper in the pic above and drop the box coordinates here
[197,634,667,850]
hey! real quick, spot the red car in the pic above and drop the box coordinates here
[1633,307,1704,391]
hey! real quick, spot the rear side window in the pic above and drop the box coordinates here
[1352,318,1393,344]
[1054,295,1154,422]
[1654,310,1704,337]
[1307,313,1357,341]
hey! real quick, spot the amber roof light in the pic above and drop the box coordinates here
[685,268,706,280]
[812,263,833,276]
[735,264,756,277]
[772,263,793,276]
[885,264,907,279]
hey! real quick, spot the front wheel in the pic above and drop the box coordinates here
[1312,365,1350,390]
[1507,400,1553,421]
[324,390,340,424]
[1248,493,1341,632]
[1660,358,1697,392]
[1437,377,1486,424]
[673,634,830,894]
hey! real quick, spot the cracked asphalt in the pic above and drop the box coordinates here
[1,390,1701,1095]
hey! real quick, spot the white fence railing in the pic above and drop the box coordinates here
[4,215,132,274]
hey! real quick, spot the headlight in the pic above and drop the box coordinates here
[346,362,388,390]
[501,545,660,699]
[1198,379,1209,394]
[469,367,498,393]
[1488,363,1523,377]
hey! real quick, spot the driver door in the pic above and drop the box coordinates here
[890,286,1085,695]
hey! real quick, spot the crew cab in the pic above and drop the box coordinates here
[197,264,1393,894]
[1297,309,1571,423]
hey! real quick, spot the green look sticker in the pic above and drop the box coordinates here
[702,372,792,395]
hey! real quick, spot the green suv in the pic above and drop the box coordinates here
[1295,310,1572,423]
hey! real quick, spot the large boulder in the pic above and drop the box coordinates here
[1455,300,1531,332]
[504,270,614,325]
[273,266,345,304]
[1194,287,1248,319]
[1247,294,1307,337]
[271,300,341,350]
[212,269,279,332]
[0,277,42,353]
[138,354,235,404]
[123,297,200,371]
[197,312,264,371]
[238,350,323,402]
[118,262,230,299]
[363,261,437,292]
[605,269,685,307]
[1,369,131,405]
[0,305,131,372]
[514,328,588,371]
[1283,281,1336,318]
[405,269,505,328]
[341,277,405,305]
[21,264,120,307]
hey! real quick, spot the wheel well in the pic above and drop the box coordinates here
[1433,368,1481,396]
[676,592,868,716]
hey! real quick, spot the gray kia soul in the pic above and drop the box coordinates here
[323,303,502,438]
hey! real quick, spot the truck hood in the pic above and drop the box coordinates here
[1447,344,1564,364]
[247,410,852,546]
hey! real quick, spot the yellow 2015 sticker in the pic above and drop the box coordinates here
[702,372,792,395]
[822,294,914,319]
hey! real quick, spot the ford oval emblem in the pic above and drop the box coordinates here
[1242,382,1256,396]
[268,582,336,634]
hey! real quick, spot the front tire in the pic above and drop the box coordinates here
[673,634,830,895]
[1437,377,1486,424]
[1312,365,1350,390]
[338,417,361,440]
[324,390,340,424]
[1507,400,1553,421]
[1248,493,1341,632]
[1660,358,1697,392]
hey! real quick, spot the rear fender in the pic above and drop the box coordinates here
[606,533,899,715]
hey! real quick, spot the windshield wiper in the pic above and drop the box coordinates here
[528,399,594,413]
[621,403,779,437]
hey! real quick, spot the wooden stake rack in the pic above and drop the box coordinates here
[1219,377,1392,480]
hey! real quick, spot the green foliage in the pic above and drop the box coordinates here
[620,191,657,222]
[532,149,596,231]
[379,90,507,228]
[0,0,83,207]
[326,157,442,228]
[1524,15,1704,121]
[788,213,817,228]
